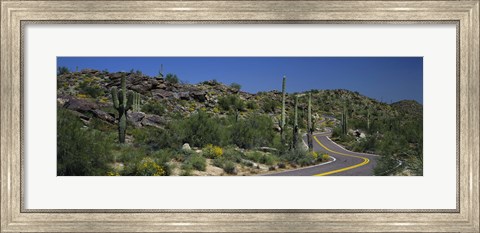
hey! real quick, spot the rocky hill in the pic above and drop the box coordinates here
[57,69,421,131]
[57,69,423,176]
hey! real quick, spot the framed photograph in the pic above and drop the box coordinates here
[1,0,478,232]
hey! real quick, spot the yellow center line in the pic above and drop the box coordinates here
[313,136,369,176]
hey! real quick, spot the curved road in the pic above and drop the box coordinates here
[266,130,378,176]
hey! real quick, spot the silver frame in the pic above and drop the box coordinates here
[1,1,478,232]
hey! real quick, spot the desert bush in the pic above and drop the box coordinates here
[212,157,237,174]
[185,154,206,171]
[230,114,275,149]
[259,153,276,165]
[57,108,114,176]
[165,73,179,84]
[281,148,308,165]
[131,126,180,151]
[136,157,166,176]
[180,161,194,175]
[212,157,225,168]
[298,157,313,167]
[321,153,330,162]
[246,101,257,110]
[78,80,104,98]
[57,66,70,75]
[218,95,245,112]
[141,99,166,115]
[262,98,278,113]
[223,161,237,174]
[177,110,224,147]
[222,147,244,163]
[244,151,276,165]
[230,83,241,91]
[203,144,223,159]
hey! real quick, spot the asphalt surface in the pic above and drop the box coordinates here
[265,130,378,176]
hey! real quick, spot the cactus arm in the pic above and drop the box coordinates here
[121,74,127,106]
[308,92,312,132]
[111,86,119,109]
[126,90,134,110]
[307,92,313,151]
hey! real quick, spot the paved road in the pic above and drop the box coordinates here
[266,130,378,176]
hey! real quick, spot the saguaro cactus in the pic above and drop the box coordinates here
[111,75,133,143]
[292,95,299,149]
[280,76,286,143]
[307,92,313,151]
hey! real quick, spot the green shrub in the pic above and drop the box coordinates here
[176,110,225,147]
[57,66,70,75]
[187,154,207,171]
[259,154,276,165]
[246,101,257,110]
[57,108,114,176]
[218,95,245,112]
[141,99,166,115]
[165,73,179,84]
[223,161,237,174]
[136,157,166,176]
[212,157,225,168]
[298,157,313,167]
[230,114,275,149]
[76,78,105,99]
[281,148,308,165]
[321,153,330,162]
[230,83,241,91]
[180,164,193,176]
[131,126,181,151]
[245,151,263,163]
[262,98,278,113]
[203,144,223,159]
[222,147,244,163]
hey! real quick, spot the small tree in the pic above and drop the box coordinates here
[165,73,179,84]
[230,83,242,91]
[57,66,70,75]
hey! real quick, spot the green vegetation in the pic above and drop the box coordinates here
[57,66,70,75]
[141,99,166,115]
[57,68,423,176]
[57,108,114,176]
[230,82,241,91]
[165,73,179,84]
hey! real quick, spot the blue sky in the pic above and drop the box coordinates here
[57,57,423,103]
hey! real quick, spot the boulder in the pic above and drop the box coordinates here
[182,143,192,151]
[178,92,190,100]
[63,97,99,113]
[111,72,124,79]
[141,114,167,128]
[191,91,207,102]
[156,83,167,89]
[152,89,174,99]
[127,111,146,127]
[130,83,152,94]
[91,109,115,124]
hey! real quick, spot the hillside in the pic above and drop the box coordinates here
[57,69,423,176]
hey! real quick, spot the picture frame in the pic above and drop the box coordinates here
[1,0,478,232]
